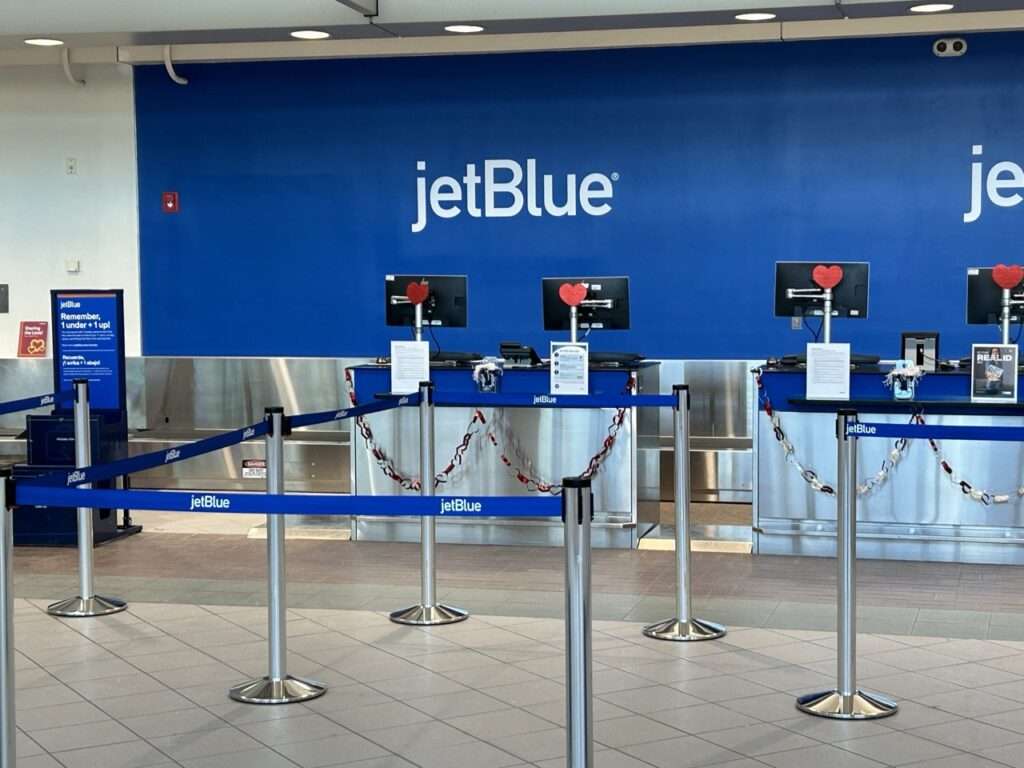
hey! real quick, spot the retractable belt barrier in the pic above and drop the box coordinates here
[432,391,676,409]
[2,381,707,768]
[288,394,419,430]
[12,485,561,518]
[0,391,72,416]
[847,420,1024,442]
[24,420,269,488]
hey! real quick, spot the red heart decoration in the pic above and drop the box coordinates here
[405,281,429,305]
[812,265,844,290]
[992,264,1024,291]
[558,282,588,307]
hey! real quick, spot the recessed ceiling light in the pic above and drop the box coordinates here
[24,38,64,47]
[444,24,485,33]
[735,12,777,21]
[909,2,954,10]
[290,30,330,40]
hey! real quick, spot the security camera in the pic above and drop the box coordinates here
[933,37,967,57]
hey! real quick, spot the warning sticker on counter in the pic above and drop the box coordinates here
[242,459,267,480]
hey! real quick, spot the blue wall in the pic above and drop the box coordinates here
[135,33,1024,359]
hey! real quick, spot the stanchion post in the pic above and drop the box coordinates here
[642,385,725,642]
[230,408,325,705]
[391,382,468,626]
[1,471,15,768]
[563,476,593,768]
[47,379,127,618]
[796,410,897,720]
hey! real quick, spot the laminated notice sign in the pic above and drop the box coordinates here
[391,340,430,394]
[971,343,1018,403]
[242,459,267,480]
[806,343,851,401]
[550,342,589,395]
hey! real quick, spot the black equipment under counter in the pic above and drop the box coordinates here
[14,412,134,547]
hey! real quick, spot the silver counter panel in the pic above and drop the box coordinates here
[755,408,1024,564]
[0,356,755,547]
[349,366,664,548]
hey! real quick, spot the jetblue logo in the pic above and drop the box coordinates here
[847,423,877,436]
[334,409,349,420]
[40,396,54,406]
[243,428,256,440]
[398,396,410,405]
[66,470,86,486]
[412,159,616,233]
[440,498,483,515]
[189,494,231,511]
[533,395,556,405]
[164,449,181,463]
[965,145,1024,223]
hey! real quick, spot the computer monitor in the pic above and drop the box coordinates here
[966,267,1024,325]
[541,277,630,331]
[385,274,468,328]
[773,262,870,319]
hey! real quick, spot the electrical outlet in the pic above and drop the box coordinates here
[791,316,803,330]
[65,259,81,274]
[65,157,78,176]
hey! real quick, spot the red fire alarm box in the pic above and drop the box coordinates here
[162,191,179,213]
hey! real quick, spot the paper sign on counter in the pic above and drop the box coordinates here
[550,342,589,396]
[391,340,430,394]
[806,343,851,401]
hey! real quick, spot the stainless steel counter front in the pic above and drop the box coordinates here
[0,356,756,546]
[755,368,1024,564]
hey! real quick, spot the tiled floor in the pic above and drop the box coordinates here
[14,532,1024,639]
[13,598,1024,768]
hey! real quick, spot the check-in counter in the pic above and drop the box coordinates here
[349,362,661,548]
[755,365,1024,564]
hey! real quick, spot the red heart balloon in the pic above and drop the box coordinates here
[812,265,844,290]
[405,281,430,305]
[992,264,1024,291]
[558,282,588,307]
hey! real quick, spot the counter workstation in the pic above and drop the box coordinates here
[349,361,661,548]
[755,364,1024,564]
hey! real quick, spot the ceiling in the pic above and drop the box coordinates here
[1,0,1023,63]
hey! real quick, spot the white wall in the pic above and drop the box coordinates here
[0,63,140,357]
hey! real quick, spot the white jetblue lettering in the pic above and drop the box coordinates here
[66,470,86,486]
[412,159,616,232]
[440,498,483,515]
[189,494,231,511]
[965,145,1024,223]
[164,448,181,463]
[847,424,877,436]
[533,395,556,405]
[40,395,54,406]
[243,427,256,440]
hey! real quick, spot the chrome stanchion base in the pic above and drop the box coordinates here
[796,689,898,720]
[46,595,127,618]
[229,676,326,705]
[642,617,726,642]
[389,604,469,626]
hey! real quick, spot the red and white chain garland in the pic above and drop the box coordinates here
[343,368,632,496]
[754,367,1024,505]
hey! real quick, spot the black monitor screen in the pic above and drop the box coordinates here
[773,262,869,319]
[385,275,468,328]
[966,268,1024,325]
[542,277,630,331]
